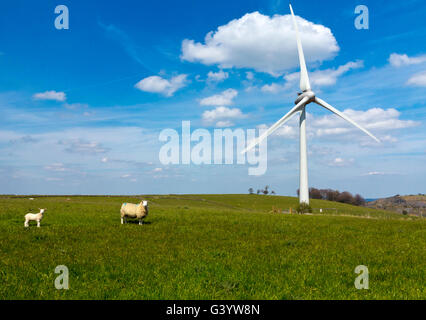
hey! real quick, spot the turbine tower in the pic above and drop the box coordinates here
[243,4,380,205]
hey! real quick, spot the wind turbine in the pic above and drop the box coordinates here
[243,4,380,205]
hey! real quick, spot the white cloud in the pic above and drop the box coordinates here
[216,120,234,128]
[153,167,163,172]
[64,103,88,110]
[33,90,66,102]
[274,125,298,138]
[364,171,386,176]
[135,74,188,96]
[362,171,399,176]
[202,106,245,127]
[199,88,238,106]
[330,157,354,167]
[261,61,363,94]
[263,107,418,143]
[284,60,364,87]
[59,139,110,154]
[406,71,426,87]
[389,53,426,67]
[312,108,418,134]
[207,70,229,83]
[261,83,285,93]
[246,71,254,80]
[181,11,339,75]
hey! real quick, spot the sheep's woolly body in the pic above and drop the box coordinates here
[120,201,148,225]
[24,209,45,227]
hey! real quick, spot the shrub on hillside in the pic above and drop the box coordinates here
[296,203,312,214]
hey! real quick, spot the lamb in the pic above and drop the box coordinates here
[120,201,148,225]
[24,208,46,228]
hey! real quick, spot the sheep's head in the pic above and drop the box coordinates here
[142,200,148,207]
[40,208,46,214]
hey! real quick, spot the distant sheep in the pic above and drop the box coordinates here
[120,201,148,225]
[24,208,46,228]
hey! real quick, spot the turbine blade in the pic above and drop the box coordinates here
[242,97,309,154]
[289,4,311,92]
[314,97,380,143]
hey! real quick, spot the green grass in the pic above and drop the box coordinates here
[0,194,424,300]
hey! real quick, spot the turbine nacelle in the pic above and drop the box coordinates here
[295,90,315,105]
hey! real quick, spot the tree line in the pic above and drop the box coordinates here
[298,188,366,206]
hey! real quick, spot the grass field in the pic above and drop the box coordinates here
[0,194,424,300]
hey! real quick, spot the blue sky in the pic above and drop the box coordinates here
[0,0,425,197]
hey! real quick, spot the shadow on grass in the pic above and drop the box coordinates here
[122,220,152,225]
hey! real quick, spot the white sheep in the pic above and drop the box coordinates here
[24,208,46,228]
[120,201,148,225]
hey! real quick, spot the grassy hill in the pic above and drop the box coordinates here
[0,194,424,299]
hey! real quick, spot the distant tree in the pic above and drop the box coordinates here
[319,189,328,200]
[309,188,322,200]
[263,186,269,195]
[271,190,276,195]
[257,189,261,195]
[326,189,340,202]
[248,188,254,195]
[354,194,366,206]
[337,191,354,204]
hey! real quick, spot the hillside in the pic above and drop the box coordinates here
[366,194,426,217]
[0,194,424,299]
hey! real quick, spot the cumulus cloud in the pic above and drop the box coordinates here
[260,61,363,93]
[284,60,364,87]
[199,88,238,106]
[135,74,188,96]
[389,53,426,67]
[261,83,285,93]
[33,90,66,102]
[262,107,418,143]
[181,11,339,75]
[202,106,245,127]
[275,125,298,138]
[406,71,426,87]
[207,70,229,83]
[312,108,418,135]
